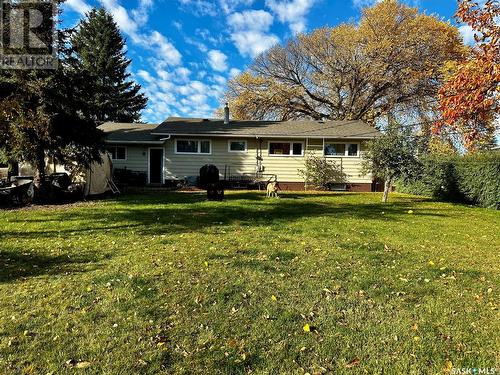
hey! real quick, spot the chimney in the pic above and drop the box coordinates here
[224,102,230,125]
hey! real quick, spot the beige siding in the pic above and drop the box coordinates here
[164,137,372,184]
[164,138,257,179]
[111,145,149,173]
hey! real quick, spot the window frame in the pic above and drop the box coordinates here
[268,141,304,157]
[107,145,127,161]
[228,140,248,153]
[323,142,360,158]
[175,139,212,155]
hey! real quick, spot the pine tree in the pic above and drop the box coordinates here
[71,8,147,123]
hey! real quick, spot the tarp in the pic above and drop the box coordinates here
[84,153,113,196]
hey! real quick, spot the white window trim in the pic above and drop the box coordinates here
[175,139,212,155]
[268,141,304,157]
[323,142,360,158]
[108,146,127,161]
[228,140,248,153]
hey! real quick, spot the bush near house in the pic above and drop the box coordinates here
[397,152,500,209]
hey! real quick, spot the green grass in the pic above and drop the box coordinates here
[0,192,499,374]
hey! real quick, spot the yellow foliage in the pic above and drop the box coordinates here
[224,0,464,124]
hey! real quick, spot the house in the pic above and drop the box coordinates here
[100,107,381,191]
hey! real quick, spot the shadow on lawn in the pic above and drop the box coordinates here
[1,192,443,240]
[0,249,109,283]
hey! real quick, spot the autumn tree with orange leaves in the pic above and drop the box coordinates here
[436,0,500,152]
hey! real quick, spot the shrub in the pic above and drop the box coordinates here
[455,153,500,209]
[298,153,347,190]
[397,152,500,209]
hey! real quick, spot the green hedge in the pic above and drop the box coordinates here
[397,152,500,209]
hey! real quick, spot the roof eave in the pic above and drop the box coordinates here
[150,132,379,139]
[104,140,165,144]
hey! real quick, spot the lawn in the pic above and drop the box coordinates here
[0,192,498,374]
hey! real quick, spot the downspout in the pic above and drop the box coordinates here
[158,135,171,185]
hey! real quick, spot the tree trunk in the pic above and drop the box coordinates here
[33,149,46,188]
[382,179,392,203]
[7,159,18,179]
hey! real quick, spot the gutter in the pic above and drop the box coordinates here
[149,133,379,140]
[104,140,165,145]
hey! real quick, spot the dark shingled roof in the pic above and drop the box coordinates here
[153,117,381,139]
[99,118,381,142]
[99,123,162,143]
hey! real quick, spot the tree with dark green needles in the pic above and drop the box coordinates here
[71,8,147,123]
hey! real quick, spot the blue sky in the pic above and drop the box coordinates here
[62,0,470,124]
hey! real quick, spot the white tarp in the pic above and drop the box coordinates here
[84,153,113,196]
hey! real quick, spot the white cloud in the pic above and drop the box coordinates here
[100,0,140,38]
[228,9,275,31]
[266,0,316,34]
[175,67,191,81]
[212,75,227,85]
[232,31,279,58]
[178,0,217,16]
[137,69,154,82]
[228,10,279,58]
[219,0,255,14]
[142,31,182,65]
[65,0,91,15]
[229,68,242,78]
[207,50,228,72]
[459,25,476,45]
[132,0,154,25]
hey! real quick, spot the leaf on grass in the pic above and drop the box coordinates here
[345,357,360,368]
[75,361,91,369]
[443,360,453,372]
[303,324,311,332]
[271,295,277,301]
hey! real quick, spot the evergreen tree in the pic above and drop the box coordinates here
[71,8,147,123]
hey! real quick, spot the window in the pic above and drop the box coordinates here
[324,142,359,157]
[228,140,247,153]
[324,143,345,156]
[107,146,127,160]
[176,139,211,154]
[269,142,303,156]
[347,143,359,156]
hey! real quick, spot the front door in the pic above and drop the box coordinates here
[149,148,163,184]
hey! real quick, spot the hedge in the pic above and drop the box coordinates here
[397,152,500,209]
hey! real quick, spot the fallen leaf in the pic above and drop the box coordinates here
[443,360,453,372]
[75,361,91,369]
[345,357,360,368]
[303,324,311,332]
[271,295,277,301]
